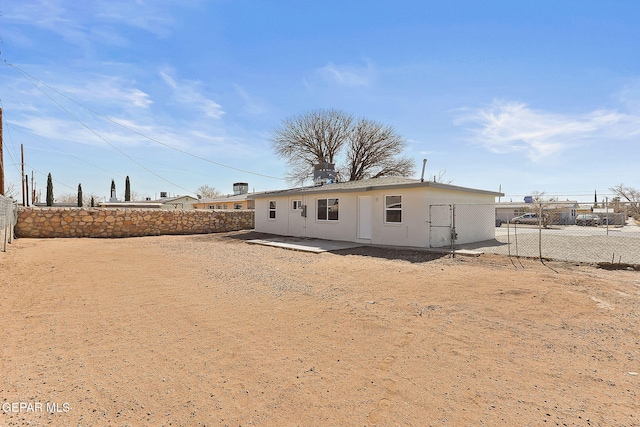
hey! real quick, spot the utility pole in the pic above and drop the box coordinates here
[21,144,26,206]
[32,171,36,205]
[25,174,29,206]
[0,107,4,196]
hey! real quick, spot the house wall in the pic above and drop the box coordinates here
[191,200,255,210]
[15,207,254,238]
[160,197,198,210]
[254,186,496,248]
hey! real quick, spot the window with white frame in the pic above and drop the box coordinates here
[385,195,402,223]
[268,201,276,219]
[292,200,303,210]
[234,204,243,210]
[317,198,339,221]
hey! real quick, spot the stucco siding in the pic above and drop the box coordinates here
[254,183,497,248]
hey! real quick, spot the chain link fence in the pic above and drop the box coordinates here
[453,201,640,265]
[1,195,18,252]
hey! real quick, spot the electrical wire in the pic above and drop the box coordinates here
[5,121,123,178]
[7,63,286,182]
[9,65,199,196]
[0,99,23,179]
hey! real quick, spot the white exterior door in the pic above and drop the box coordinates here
[358,196,372,239]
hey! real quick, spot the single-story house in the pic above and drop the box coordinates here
[496,201,579,225]
[592,208,626,225]
[155,195,199,210]
[191,182,256,210]
[101,195,198,209]
[98,201,163,209]
[250,176,503,248]
[191,194,255,210]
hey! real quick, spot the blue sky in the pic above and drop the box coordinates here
[1,0,639,203]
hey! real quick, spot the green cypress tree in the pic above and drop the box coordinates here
[77,184,83,207]
[125,176,131,201]
[46,173,54,206]
[90,196,95,207]
[110,179,116,200]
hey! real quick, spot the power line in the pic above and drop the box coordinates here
[0,99,23,179]
[6,63,286,182]
[3,121,162,195]
[5,121,121,177]
[9,64,198,195]
[25,163,76,192]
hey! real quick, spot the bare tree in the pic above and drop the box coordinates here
[55,193,79,204]
[130,191,146,202]
[432,170,453,184]
[272,109,353,183]
[3,183,19,199]
[271,109,414,184]
[345,118,414,181]
[531,190,546,202]
[197,185,222,199]
[610,184,640,217]
[528,191,563,228]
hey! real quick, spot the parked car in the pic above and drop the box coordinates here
[576,214,601,226]
[510,213,540,225]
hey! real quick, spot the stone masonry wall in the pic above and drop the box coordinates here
[15,207,255,238]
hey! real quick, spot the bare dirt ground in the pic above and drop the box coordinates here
[1,231,639,427]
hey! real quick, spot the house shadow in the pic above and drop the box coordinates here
[454,238,506,250]
[330,246,449,264]
[190,230,502,264]
[188,230,276,243]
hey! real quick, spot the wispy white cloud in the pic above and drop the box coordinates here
[63,77,154,109]
[234,84,267,115]
[3,66,236,161]
[455,100,638,161]
[94,2,173,36]
[159,68,224,119]
[4,1,89,48]
[3,0,196,49]
[616,79,640,114]
[317,59,375,87]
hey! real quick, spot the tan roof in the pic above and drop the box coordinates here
[250,176,503,198]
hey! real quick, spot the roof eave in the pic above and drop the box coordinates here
[250,180,503,198]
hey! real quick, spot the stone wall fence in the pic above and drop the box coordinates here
[15,207,255,238]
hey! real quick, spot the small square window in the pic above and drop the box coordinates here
[268,201,276,219]
[385,195,402,223]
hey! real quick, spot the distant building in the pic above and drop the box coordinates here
[191,182,255,210]
[100,195,198,209]
[496,201,579,225]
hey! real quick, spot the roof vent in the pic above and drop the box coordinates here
[313,163,336,186]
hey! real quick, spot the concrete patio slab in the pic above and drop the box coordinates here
[246,237,364,253]
[246,237,484,256]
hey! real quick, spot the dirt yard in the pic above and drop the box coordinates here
[1,231,638,426]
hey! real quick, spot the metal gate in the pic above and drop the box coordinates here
[428,204,454,248]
